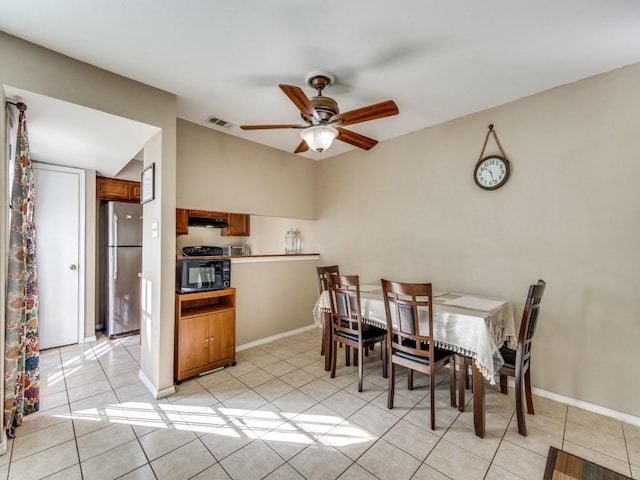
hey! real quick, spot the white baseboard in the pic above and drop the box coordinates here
[83,335,97,343]
[236,324,317,352]
[138,369,175,399]
[530,384,640,427]
[499,377,640,427]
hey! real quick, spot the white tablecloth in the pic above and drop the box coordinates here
[313,286,516,384]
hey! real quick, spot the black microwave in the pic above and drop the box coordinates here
[176,258,231,293]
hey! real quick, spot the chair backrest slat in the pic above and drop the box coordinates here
[517,279,546,373]
[398,303,417,335]
[381,279,434,362]
[316,265,339,294]
[335,291,351,318]
[327,274,363,339]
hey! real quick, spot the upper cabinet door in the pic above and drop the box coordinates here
[222,213,250,236]
[97,176,141,203]
[176,208,189,235]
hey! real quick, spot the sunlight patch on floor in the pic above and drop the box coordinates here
[55,401,377,446]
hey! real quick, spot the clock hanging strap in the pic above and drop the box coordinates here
[478,124,508,162]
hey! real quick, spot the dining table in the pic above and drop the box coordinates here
[312,284,515,438]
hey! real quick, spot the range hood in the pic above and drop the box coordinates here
[187,215,228,228]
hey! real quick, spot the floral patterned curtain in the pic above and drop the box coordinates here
[4,103,40,437]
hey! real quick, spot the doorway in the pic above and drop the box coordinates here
[33,162,85,349]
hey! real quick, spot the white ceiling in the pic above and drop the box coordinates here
[1,0,640,167]
[4,86,158,177]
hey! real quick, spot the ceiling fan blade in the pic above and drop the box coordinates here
[279,84,320,122]
[330,100,399,127]
[336,127,378,150]
[240,124,306,130]
[294,139,309,154]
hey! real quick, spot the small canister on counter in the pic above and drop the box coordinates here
[285,228,302,254]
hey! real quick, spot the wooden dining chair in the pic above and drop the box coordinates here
[381,279,456,430]
[316,265,339,356]
[499,279,546,436]
[327,274,388,392]
[458,279,546,436]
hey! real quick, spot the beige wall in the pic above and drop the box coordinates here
[0,32,177,395]
[318,63,640,417]
[113,159,144,181]
[231,259,319,345]
[176,119,318,219]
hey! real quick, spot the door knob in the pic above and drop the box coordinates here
[69,264,77,271]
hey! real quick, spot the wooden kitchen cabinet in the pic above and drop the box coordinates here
[176,208,189,235]
[97,176,141,203]
[130,182,141,200]
[187,209,228,219]
[222,213,250,236]
[174,289,236,382]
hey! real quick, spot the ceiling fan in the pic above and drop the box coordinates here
[240,71,399,154]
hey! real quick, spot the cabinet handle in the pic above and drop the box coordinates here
[210,337,215,341]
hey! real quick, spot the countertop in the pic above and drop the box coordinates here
[176,253,320,263]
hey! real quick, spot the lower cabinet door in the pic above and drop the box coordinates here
[209,310,235,364]
[179,315,210,373]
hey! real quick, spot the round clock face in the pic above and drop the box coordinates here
[474,155,510,190]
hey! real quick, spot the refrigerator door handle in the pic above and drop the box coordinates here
[113,248,118,280]
[113,213,118,248]
[112,213,118,279]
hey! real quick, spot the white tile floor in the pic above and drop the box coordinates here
[1,328,638,479]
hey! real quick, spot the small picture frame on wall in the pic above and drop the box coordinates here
[140,163,155,204]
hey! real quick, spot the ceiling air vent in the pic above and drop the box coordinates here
[206,116,233,129]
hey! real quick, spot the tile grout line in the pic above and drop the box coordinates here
[63,343,85,480]
[11,331,635,480]
[481,409,516,480]
[91,338,159,480]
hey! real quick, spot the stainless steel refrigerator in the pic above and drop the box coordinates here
[102,201,142,338]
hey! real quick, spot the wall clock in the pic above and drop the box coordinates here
[474,154,510,190]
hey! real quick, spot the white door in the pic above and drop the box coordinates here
[33,163,85,349]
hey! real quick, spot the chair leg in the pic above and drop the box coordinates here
[381,338,388,378]
[320,328,325,356]
[515,373,527,436]
[430,372,436,430]
[387,363,395,409]
[524,369,535,415]
[407,369,414,390]
[358,347,364,392]
[500,373,508,395]
[345,346,351,366]
[330,340,338,379]
[458,359,466,412]
[465,361,471,389]
[449,357,456,408]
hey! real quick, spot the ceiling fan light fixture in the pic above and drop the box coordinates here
[300,125,338,152]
